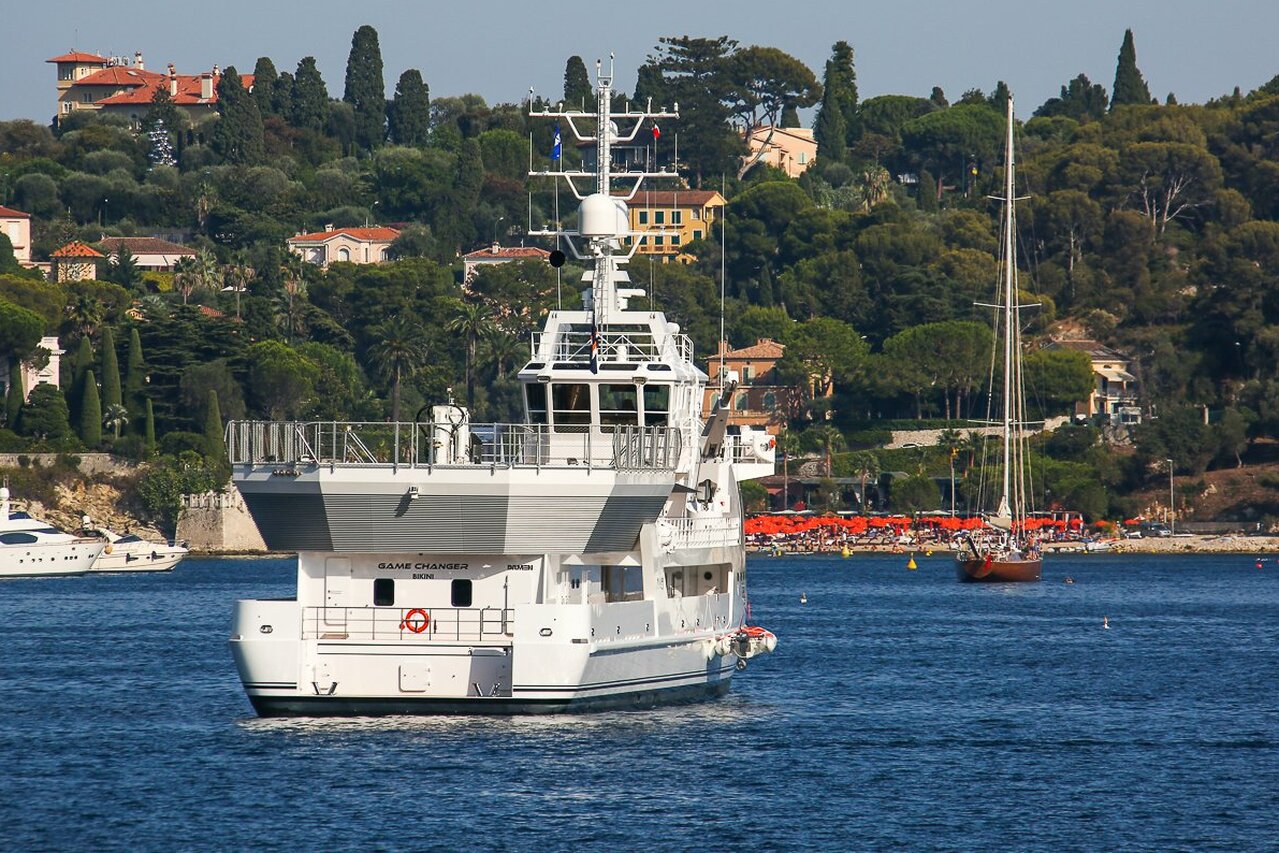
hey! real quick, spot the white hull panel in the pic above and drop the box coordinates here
[0,541,104,579]
[91,543,186,573]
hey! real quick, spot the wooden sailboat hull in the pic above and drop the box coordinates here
[955,555,1042,583]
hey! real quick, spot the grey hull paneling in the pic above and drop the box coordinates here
[241,493,334,551]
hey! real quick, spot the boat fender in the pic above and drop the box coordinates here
[104,544,113,554]
[400,608,431,634]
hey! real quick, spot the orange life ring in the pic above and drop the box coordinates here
[400,608,430,634]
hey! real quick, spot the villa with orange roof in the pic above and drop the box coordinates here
[0,206,32,265]
[461,243,552,281]
[51,241,103,283]
[703,338,806,435]
[48,51,251,127]
[286,226,401,268]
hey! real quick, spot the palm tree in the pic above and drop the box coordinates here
[367,315,430,423]
[279,256,307,342]
[194,249,222,300]
[482,326,526,380]
[850,450,881,514]
[222,255,255,320]
[103,403,129,440]
[172,256,198,305]
[804,424,846,477]
[777,428,801,510]
[64,292,104,338]
[445,300,491,408]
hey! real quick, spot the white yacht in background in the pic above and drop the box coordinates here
[226,59,777,716]
[87,525,188,573]
[0,485,104,579]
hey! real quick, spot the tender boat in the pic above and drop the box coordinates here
[88,525,188,573]
[956,96,1042,584]
[225,59,777,716]
[0,485,104,579]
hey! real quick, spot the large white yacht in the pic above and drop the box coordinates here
[0,486,105,579]
[226,60,776,716]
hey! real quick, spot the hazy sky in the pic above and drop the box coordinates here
[7,0,1278,124]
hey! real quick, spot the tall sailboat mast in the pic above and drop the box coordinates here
[999,96,1017,523]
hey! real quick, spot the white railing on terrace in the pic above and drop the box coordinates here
[225,421,683,471]
[532,329,693,365]
[658,517,743,549]
[302,605,514,643]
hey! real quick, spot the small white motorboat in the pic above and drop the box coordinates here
[88,526,188,573]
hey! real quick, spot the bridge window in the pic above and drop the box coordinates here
[373,578,395,606]
[598,384,639,428]
[552,383,591,428]
[0,532,37,545]
[602,565,643,602]
[451,579,473,608]
[525,383,548,424]
[642,384,670,426]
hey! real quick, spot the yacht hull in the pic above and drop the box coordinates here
[1,542,104,578]
[956,555,1042,583]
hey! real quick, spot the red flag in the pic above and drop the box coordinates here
[652,124,661,141]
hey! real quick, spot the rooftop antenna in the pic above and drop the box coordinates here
[719,173,727,383]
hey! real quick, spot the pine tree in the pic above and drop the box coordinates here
[930,86,949,108]
[79,369,101,447]
[344,25,386,151]
[388,69,430,146]
[4,361,23,428]
[251,56,278,116]
[291,58,329,131]
[144,398,156,454]
[563,56,591,107]
[211,66,265,164]
[1111,29,1152,108]
[100,327,122,411]
[124,327,146,430]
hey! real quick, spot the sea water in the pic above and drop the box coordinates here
[1,553,1276,849]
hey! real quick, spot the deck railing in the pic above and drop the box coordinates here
[658,517,743,549]
[532,329,693,365]
[303,605,514,643]
[226,420,682,471]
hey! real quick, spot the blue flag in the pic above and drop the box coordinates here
[552,123,562,161]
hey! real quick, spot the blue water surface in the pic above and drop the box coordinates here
[1,553,1277,850]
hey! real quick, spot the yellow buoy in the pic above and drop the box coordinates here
[907,554,918,570]
[841,546,851,559]
[925,549,933,558]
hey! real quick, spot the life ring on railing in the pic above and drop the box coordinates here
[400,608,430,634]
[104,544,113,554]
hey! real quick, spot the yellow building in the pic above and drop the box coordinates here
[624,190,726,262]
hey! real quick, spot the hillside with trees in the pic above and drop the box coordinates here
[2,27,1279,529]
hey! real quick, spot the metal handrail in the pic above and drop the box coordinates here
[532,329,693,364]
[303,605,514,642]
[226,420,682,471]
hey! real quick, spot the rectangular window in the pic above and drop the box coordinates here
[551,383,591,428]
[526,383,548,424]
[654,211,665,224]
[643,384,670,426]
[638,211,648,225]
[670,211,682,225]
[373,578,395,607]
[693,230,703,241]
[451,578,473,608]
[602,566,643,602]
[598,384,639,428]
[742,365,754,382]
[654,235,664,246]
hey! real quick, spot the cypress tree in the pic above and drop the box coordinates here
[100,327,122,411]
[989,80,1012,116]
[1111,29,1152,108]
[813,77,847,165]
[344,25,386,151]
[388,69,430,146]
[144,398,156,454]
[822,41,859,144]
[273,70,296,118]
[252,56,278,117]
[930,86,949,108]
[211,66,265,165]
[124,327,146,430]
[204,389,228,478]
[79,369,101,447]
[69,336,92,425]
[5,361,23,428]
[563,56,591,107]
[291,57,329,131]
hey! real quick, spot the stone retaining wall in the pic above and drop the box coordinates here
[0,452,134,476]
[176,487,269,553]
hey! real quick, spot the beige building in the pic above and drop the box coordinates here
[97,236,196,271]
[0,336,64,404]
[287,227,400,268]
[624,190,726,262]
[51,241,103,282]
[48,51,250,127]
[744,126,817,178]
[462,244,552,282]
[0,206,32,265]
[1044,339,1141,424]
[703,338,800,435]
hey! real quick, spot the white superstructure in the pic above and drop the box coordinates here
[226,59,776,716]
[0,486,104,579]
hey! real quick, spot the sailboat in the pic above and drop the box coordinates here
[955,97,1043,584]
